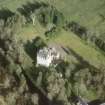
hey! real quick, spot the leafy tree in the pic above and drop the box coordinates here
[28,4,65,28]
[0,15,25,74]
[65,21,87,40]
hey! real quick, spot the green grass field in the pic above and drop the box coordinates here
[1,0,105,34]
[18,23,105,69]
[1,0,105,101]
[1,0,105,69]
[48,30,105,69]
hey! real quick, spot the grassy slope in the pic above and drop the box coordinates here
[1,0,105,22]
[48,30,105,69]
[0,0,33,10]
[1,0,105,68]
[1,0,105,34]
[38,0,105,33]
[1,0,105,35]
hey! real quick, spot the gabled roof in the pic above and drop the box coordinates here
[37,47,58,59]
[38,48,49,59]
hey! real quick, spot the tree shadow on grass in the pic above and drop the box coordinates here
[0,8,15,21]
[56,46,99,80]
[17,1,48,19]
[24,40,36,61]
[66,46,99,71]
[24,37,46,63]
[62,46,100,84]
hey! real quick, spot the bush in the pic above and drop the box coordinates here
[31,5,65,27]
[65,21,87,40]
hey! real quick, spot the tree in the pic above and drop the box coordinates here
[0,15,25,73]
